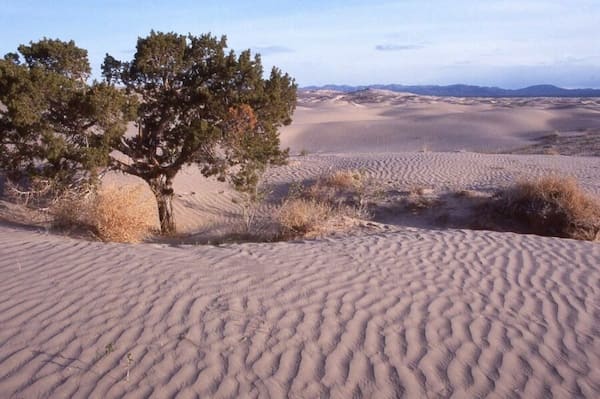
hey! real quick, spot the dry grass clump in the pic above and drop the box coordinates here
[491,176,600,241]
[404,193,440,212]
[51,190,94,231]
[52,184,158,243]
[323,170,363,190]
[453,189,481,199]
[408,185,435,196]
[275,171,371,238]
[398,185,440,212]
[277,198,332,237]
[90,185,157,243]
[306,169,367,212]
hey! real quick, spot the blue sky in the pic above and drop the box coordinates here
[1,0,599,88]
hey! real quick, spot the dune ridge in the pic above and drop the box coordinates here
[281,92,600,154]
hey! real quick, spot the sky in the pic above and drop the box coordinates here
[1,0,599,88]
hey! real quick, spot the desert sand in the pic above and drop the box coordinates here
[281,90,600,154]
[1,91,600,398]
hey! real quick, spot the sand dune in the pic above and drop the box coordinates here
[281,90,600,154]
[2,92,600,398]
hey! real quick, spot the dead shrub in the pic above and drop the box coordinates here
[324,170,363,190]
[275,171,374,239]
[409,185,434,196]
[52,184,157,243]
[543,147,560,155]
[306,170,366,208]
[453,189,481,199]
[404,193,441,212]
[490,176,600,240]
[51,189,94,231]
[90,185,157,243]
[277,198,332,237]
[5,177,65,208]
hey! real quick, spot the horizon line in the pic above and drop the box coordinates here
[300,83,600,91]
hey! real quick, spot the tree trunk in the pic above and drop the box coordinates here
[149,176,176,235]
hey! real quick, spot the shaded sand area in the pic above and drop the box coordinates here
[2,92,600,398]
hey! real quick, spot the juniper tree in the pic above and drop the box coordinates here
[0,39,134,193]
[103,31,296,234]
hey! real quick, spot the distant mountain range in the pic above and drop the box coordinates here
[301,84,600,97]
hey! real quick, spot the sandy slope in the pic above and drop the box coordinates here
[2,92,600,398]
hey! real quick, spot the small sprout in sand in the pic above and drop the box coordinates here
[126,352,134,382]
[104,343,115,355]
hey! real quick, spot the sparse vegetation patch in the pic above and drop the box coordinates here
[487,176,600,241]
[275,170,372,238]
[277,198,333,237]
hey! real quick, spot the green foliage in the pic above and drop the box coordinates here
[0,33,296,236]
[0,38,134,190]
[103,31,297,232]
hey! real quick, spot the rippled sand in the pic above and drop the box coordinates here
[1,92,600,398]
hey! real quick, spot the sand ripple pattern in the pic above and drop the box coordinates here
[1,225,599,398]
[266,153,600,194]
